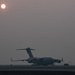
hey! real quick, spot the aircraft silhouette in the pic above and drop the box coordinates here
[11,47,63,66]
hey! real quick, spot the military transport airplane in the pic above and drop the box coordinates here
[11,47,63,66]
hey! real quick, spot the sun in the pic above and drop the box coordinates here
[1,4,6,9]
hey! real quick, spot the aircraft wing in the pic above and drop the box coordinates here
[10,58,27,62]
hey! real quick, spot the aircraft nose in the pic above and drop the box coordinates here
[56,60,61,63]
[25,59,28,61]
[58,60,61,63]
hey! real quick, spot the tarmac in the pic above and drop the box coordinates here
[0,65,75,71]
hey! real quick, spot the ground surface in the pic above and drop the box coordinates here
[0,65,75,71]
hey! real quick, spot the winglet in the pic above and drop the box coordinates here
[10,58,13,62]
[61,58,63,61]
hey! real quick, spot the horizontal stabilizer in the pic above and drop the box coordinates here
[16,47,35,58]
[16,47,35,51]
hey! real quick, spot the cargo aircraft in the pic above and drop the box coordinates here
[11,47,63,66]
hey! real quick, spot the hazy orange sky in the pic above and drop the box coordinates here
[0,0,75,65]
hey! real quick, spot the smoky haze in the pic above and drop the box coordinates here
[0,0,75,65]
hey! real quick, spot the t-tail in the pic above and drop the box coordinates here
[16,47,35,58]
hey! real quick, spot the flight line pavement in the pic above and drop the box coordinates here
[0,65,75,71]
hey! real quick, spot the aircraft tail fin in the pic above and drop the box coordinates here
[16,47,35,58]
